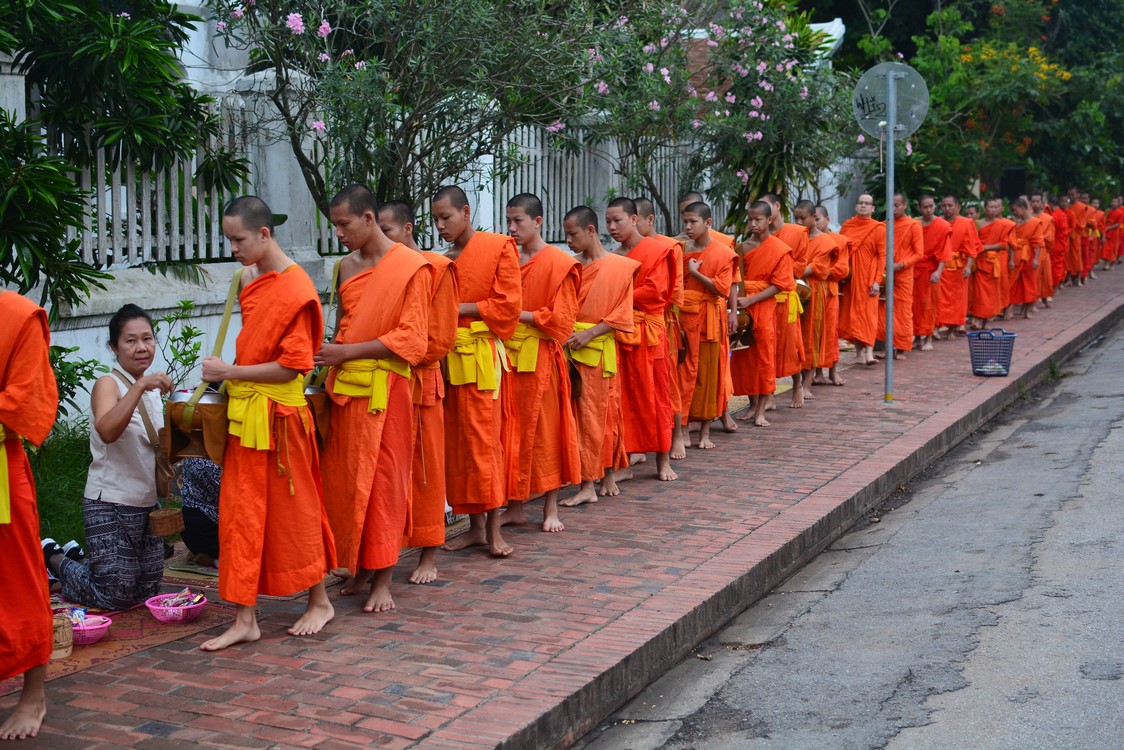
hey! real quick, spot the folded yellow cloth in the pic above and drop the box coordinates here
[774,290,803,323]
[446,321,504,394]
[568,322,618,376]
[504,323,553,374]
[226,376,306,450]
[331,358,411,412]
[0,425,12,525]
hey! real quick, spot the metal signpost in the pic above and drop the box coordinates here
[853,62,929,403]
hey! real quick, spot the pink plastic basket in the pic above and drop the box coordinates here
[145,594,207,623]
[72,615,112,645]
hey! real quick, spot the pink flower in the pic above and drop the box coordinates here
[736,169,749,184]
[117,11,130,18]
[319,53,330,62]
[341,48,353,57]
[231,7,243,18]
[649,100,661,111]
[546,120,566,133]
[906,141,913,155]
[857,134,866,144]
[285,12,304,34]
[757,61,768,73]
[750,96,763,108]
[216,20,226,31]
[759,80,774,92]
[896,52,904,60]
[312,120,326,133]
[643,63,654,73]
[317,20,331,37]
[691,119,703,129]
[354,60,366,70]
[596,80,609,94]
[705,91,718,102]
[643,43,656,54]
[800,86,809,99]
[748,110,759,118]
[706,39,718,48]
[725,92,736,103]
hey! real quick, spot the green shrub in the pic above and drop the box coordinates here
[31,418,91,544]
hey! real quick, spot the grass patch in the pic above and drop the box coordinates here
[30,418,91,545]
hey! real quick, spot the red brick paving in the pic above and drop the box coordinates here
[8,277,1124,749]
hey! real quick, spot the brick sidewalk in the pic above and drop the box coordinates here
[13,276,1124,750]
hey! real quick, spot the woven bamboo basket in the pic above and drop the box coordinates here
[149,507,185,537]
[51,614,73,660]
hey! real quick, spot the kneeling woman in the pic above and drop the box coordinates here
[48,304,173,610]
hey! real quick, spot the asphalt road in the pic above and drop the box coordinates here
[577,325,1124,750]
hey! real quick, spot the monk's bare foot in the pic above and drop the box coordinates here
[812,370,830,385]
[920,338,934,352]
[670,428,687,460]
[764,394,776,412]
[655,453,678,481]
[753,414,770,427]
[0,666,46,741]
[1002,307,1014,321]
[500,503,527,527]
[1043,297,1052,308]
[442,526,487,552]
[290,594,334,636]
[697,435,715,449]
[408,547,439,585]
[202,606,260,651]
[486,510,514,557]
[721,410,738,432]
[339,569,373,596]
[829,369,846,386]
[893,350,906,361]
[562,482,599,506]
[541,493,565,533]
[789,390,804,408]
[362,570,395,613]
[609,466,633,486]
[736,409,754,421]
[599,473,621,496]
[629,453,647,466]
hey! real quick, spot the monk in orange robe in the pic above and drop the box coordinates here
[606,197,678,481]
[1007,197,1045,319]
[497,193,581,533]
[676,201,737,450]
[914,196,952,350]
[1105,196,1124,267]
[792,200,833,399]
[1028,193,1055,305]
[877,193,922,358]
[971,197,1016,328]
[937,195,982,335]
[731,201,794,426]
[376,202,459,586]
[1092,198,1110,267]
[200,196,337,651]
[812,205,849,386]
[759,193,807,407]
[0,292,57,741]
[1067,189,1090,283]
[430,186,521,558]
[1051,196,1071,289]
[839,194,885,365]
[637,197,687,461]
[559,206,637,507]
[316,186,431,614]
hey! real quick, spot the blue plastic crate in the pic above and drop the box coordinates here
[967,328,1016,376]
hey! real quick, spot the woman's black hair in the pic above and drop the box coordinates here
[108,304,155,348]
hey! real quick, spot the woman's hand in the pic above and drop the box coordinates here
[137,371,174,394]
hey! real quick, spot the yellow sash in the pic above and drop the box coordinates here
[982,250,1002,278]
[946,253,965,271]
[615,310,665,347]
[774,290,803,323]
[330,358,411,412]
[226,376,306,450]
[0,425,11,525]
[446,322,504,394]
[682,289,724,342]
[568,322,618,376]
[503,323,552,374]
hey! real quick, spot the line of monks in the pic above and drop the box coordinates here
[3,183,1120,737]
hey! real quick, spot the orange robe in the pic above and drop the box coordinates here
[799,233,836,369]
[731,235,794,396]
[619,236,677,453]
[825,232,851,365]
[1009,219,1044,306]
[662,237,685,418]
[445,231,522,515]
[914,217,952,337]
[573,254,637,481]
[678,239,738,421]
[322,245,432,573]
[878,216,922,352]
[218,267,337,606]
[505,245,582,500]
[971,218,1016,320]
[1065,205,1083,276]
[404,253,458,549]
[838,217,886,347]
[1095,209,1109,261]
[0,292,57,683]
[709,228,736,248]
[1051,207,1070,287]
[773,224,807,378]
[1107,206,1124,262]
[1033,212,1055,300]
[937,216,981,328]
